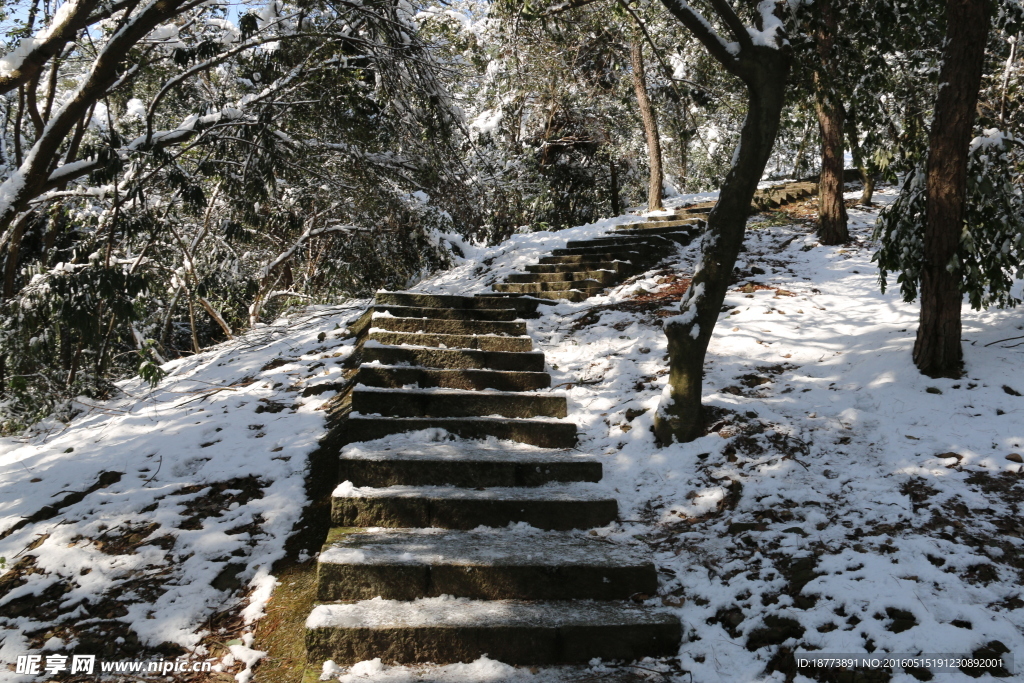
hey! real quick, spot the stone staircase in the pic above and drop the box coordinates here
[304,291,680,671]
[302,181,818,675]
[482,180,816,302]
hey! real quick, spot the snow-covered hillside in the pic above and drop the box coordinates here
[0,304,367,682]
[2,187,1022,683]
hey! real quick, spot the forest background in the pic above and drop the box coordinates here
[0,0,1021,435]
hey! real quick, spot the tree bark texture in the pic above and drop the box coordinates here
[630,40,664,211]
[914,0,990,377]
[813,0,849,244]
[653,47,791,443]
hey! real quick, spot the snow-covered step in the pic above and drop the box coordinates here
[478,290,593,302]
[370,315,527,337]
[331,483,614,530]
[337,443,601,487]
[368,330,533,353]
[505,270,618,284]
[614,222,702,235]
[305,598,681,665]
[563,235,675,249]
[492,280,603,294]
[373,304,519,322]
[362,343,546,372]
[351,386,567,419]
[355,365,551,392]
[525,260,632,274]
[551,244,656,257]
[376,291,549,316]
[538,252,641,265]
[626,217,704,228]
[346,415,577,448]
[315,528,658,601]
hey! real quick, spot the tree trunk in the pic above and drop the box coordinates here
[654,47,791,443]
[844,109,876,206]
[861,173,875,206]
[630,40,664,211]
[813,0,849,244]
[914,0,990,378]
[610,158,621,216]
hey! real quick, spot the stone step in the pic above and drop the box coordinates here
[337,442,601,488]
[563,235,672,249]
[376,291,545,317]
[352,387,567,419]
[506,270,617,284]
[316,528,658,601]
[371,315,526,337]
[614,223,701,237]
[355,365,551,392]
[479,290,593,302]
[680,203,715,213]
[493,281,602,294]
[373,305,519,322]
[346,416,577,448]
[305,599,681,665]
[639,213,687,222]
[331,482,616,530]
[368,330,533,353]
[538,253,638,265]
[525,260,632,274]
[618,218,703,230]
[362,343,545,372]
[551,245,654,257]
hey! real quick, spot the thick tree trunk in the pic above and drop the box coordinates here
[914,0,990,377]
[813,0,849,244]
[816,97,849,242]
[654,47,791,443]
[630,40,664,211]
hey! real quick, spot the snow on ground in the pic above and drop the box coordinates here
[0,302,366,682]
[3,186,1022,683]
[328,187,1024,681]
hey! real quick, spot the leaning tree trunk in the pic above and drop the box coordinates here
[654,47,791,443]
[630,40,664,211]
[914,0,990,377]
[813,0,849,244]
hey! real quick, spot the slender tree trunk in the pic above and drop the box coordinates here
[654,48,791,443]
[914,0,990,377]
[630,40,664,211]
[999,35,1017,126]
[813,0,849,244]
[609,158,622,215]
[3,213,31,298]
[844,110,876,205]
[792,119,814,177]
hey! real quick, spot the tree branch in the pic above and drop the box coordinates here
[657,0,739,71]
[706,0,753,51]
[0,0,101,96]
